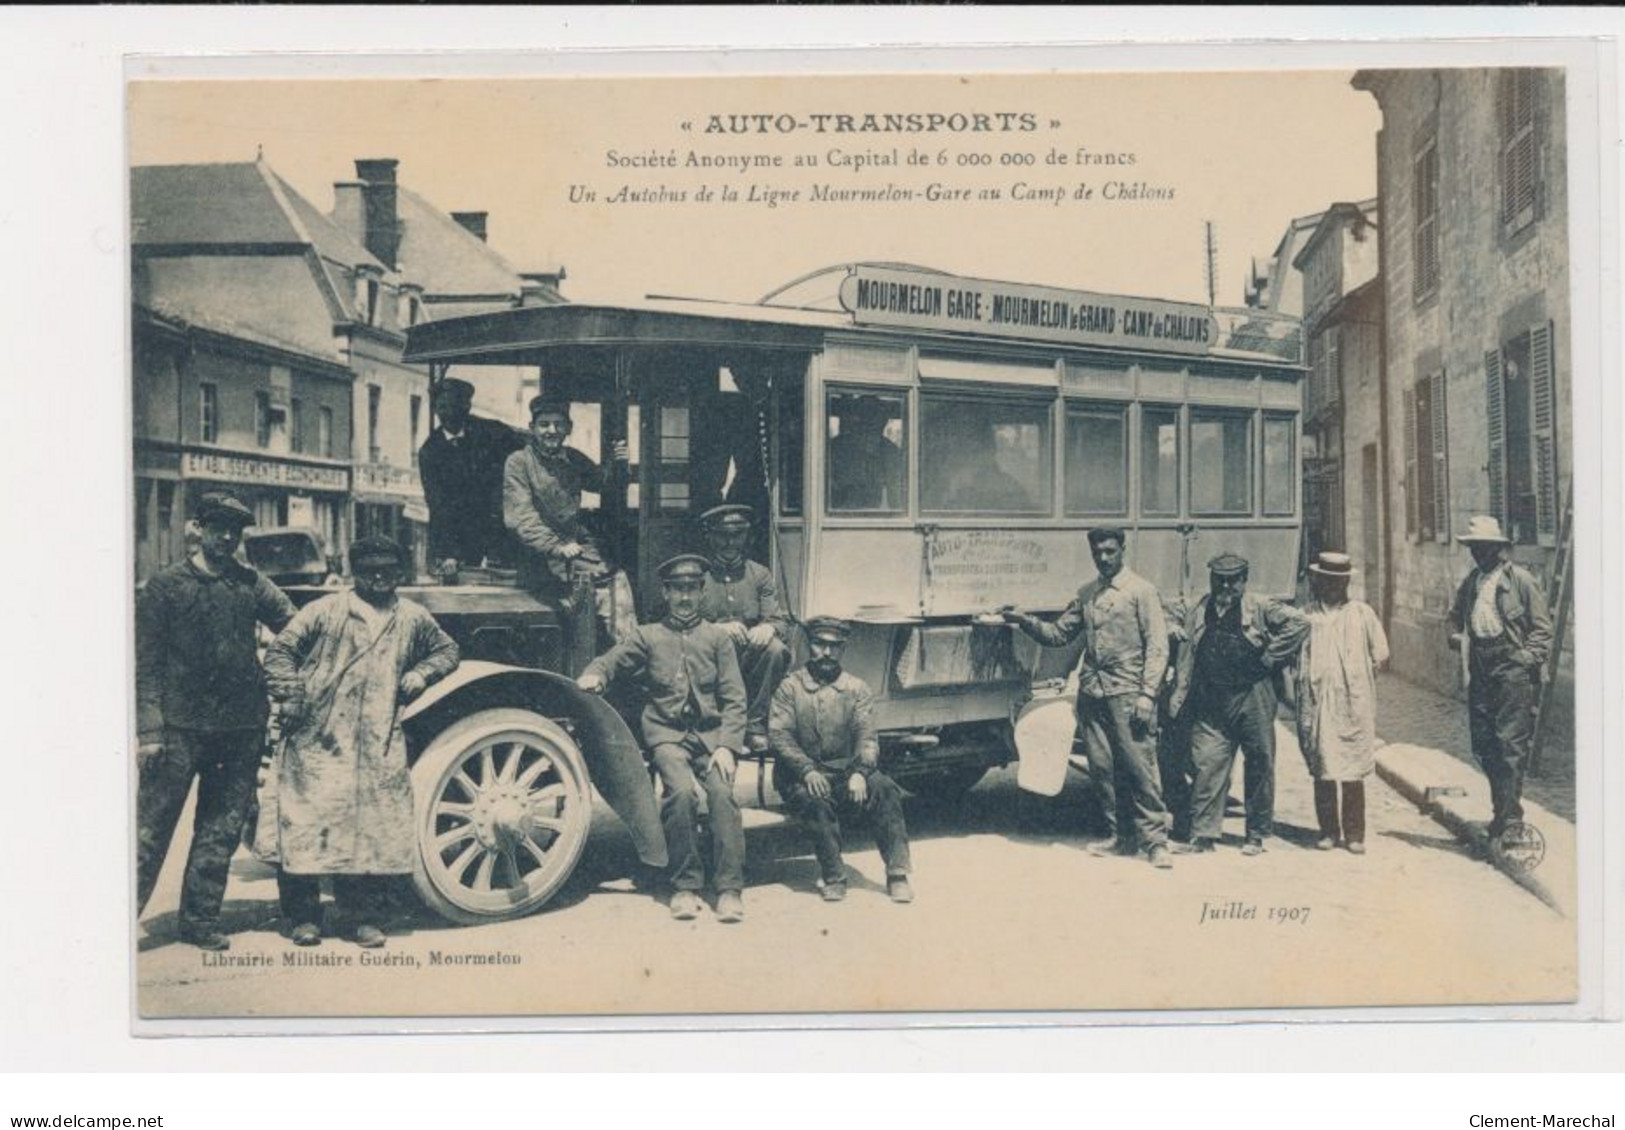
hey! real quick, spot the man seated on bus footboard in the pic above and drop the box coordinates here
[576,554,750,924]
[769,616,915,905]
[1000,526,1174,870]
[695,504,791,757]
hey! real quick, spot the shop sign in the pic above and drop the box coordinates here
[354,463,423,500]
[182,451,348,492]
[838,264,1216,356]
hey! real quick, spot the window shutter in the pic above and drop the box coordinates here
[1530,320,1559,543]
[1403,386,1419,539]
[1484,349,1507,526]
[1328,325,1342,407]
[1430,372,1450,543]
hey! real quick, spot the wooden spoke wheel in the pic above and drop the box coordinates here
[410,709,592,924]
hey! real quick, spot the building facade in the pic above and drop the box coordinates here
[132,156,541,583]
[1353,68,1572,711]
[1290,200,1382,609]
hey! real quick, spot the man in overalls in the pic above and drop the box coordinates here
[1168,553,1308,856]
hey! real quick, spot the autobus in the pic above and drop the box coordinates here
[386,261,1303,922]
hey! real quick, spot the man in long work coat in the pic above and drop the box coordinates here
[136,491,296,951]
[1449,515,1553,841]
[417,377,524,571]
[577,555,750,923]
[696,504,791,754]
[1168,553,1308,857]
[263,536,460,947]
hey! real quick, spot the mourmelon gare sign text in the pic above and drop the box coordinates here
[838,265,1216,356]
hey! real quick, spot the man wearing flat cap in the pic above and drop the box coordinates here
[578,555,750,922]
[418,377,524,572]
[770,616,915,903]
[1168,552,1308,856]
[504,393,632,638]
[1449,516,1552,841]
[263,536,460,948]
[696,503,791,754]
[1003,526,1174,868]
[136,491,297,950]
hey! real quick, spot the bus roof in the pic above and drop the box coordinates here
[405,275,1303,372]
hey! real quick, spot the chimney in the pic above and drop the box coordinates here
[451,211,488,242]
[332,180,366,243]
[518,268,568,307]
[354,158,400,268]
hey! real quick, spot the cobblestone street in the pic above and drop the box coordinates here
[1375,672,1575,822]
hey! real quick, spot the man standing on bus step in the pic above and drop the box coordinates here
[770,616,915,904]
[136,491,297,951]
[1168,553,1309,856]
[696,504,791,756]
[1002,526,1174,869]
[577,555,750,923]
[504,392,633,641]
[418,377,524,572]
[1449,515,1553,843]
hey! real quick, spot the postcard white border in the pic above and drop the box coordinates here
[3,5,1621,1071]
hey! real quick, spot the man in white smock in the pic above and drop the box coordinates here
[1293,552,1389,854]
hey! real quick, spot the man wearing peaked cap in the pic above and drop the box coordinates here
[770,616,915,904]
[578,553,749,923]
[502,391,634,643]
[1168,551,1308,856]
[418,376,525,571]
[695,503,791,755]
[1449,515,1552,841]
[135,490,297,951]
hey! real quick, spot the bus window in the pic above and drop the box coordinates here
[1140,405,1181,517]
[1191,408,1254,516]
[826,389,907,514]
[1064,403,1128,517]
[920,393,1051,516]
[1262,414,1296,516]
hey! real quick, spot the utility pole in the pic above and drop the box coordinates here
[1204,221,1218,307]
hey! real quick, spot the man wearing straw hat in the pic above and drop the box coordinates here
[1295,552,1389,854]
[1450,516,1553,841]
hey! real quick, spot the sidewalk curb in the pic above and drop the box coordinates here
[1374,747,1565,917]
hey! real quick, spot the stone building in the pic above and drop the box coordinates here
[1290,200,1382,610]
[1352,68,1572,717]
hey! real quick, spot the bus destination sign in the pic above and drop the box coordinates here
[837,265,1216,356]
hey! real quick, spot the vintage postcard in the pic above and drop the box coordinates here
[127,49,1600,1025]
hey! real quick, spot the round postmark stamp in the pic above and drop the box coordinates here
[1495,821,1546,873]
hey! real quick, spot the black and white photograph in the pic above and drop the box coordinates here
[124,55,1594,1023]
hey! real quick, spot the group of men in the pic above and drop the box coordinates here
[1000,514,1552,866]
[135,445,914,946]
[136,376,1552,946]
[136,494,460,951]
